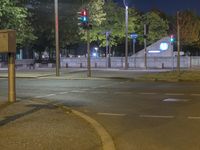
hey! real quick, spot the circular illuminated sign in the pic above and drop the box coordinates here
[160,42,169,51]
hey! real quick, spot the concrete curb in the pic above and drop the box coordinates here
[27,99,116,150]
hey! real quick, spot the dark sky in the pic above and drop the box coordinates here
[115,0,200,15]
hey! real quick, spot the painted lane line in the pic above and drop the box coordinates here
[81,89,89,91]
[140,115,175,119]
[114,92,132,95]
[165,93,184,96]
[90,91,107,94]
[35,94,56,98]
[191,94,200,96]
[59,92,69,95]
[163,98,189,102]
[139,92,157,95]
[70,90,84,93]
[97,113,126,117]
[188,116,200,120]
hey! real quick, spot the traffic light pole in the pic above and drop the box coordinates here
[177,11,180,73]
[144,24,147,69]
[55,0,60,76]
[87,30,91,77]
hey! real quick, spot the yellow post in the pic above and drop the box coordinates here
[8,53,16,102]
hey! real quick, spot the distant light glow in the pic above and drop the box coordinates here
[93,53,97,57]
[160,43,169,51]
[148,50,161,53]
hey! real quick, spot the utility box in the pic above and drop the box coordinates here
[0,30,16,53]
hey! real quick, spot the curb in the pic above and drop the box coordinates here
[28,99,116,150]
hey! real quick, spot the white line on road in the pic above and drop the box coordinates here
[139,92,157,95]
[165,93,184,96]
[35,94,56,98]
[90,91,107,94]
[188,116,200,120]
[81,89,89,91]
[114,92,132,95]
[163,98,189,102]
[59,92,68,95]
[70,90,84,93]
[97,112,126,117]
[139,115,175,119]
[191,94,200,96]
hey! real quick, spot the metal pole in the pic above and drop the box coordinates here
[144,24,147,69]
[8,53,16,103]
[87,30,91,77]
[177,11,180,73]
[106,32,108,67]
[125,6,128,69]
[133,38,136,55]
[55,0,60,76]
[171,44,174,70]
[108,44,111,68]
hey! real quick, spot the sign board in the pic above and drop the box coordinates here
[0,30,16,53]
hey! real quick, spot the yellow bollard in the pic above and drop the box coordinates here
[8,53,16,102]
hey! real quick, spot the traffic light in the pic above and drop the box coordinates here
[77,9,91,30]
[170,34,174,43]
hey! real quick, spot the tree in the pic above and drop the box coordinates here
[0,0,36,46]
[138,11,169,45]
[80,0,139,49]
[24,0,83,59]
[178,11,200,46]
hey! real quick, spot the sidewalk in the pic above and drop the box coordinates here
[0,68,169,80]
[0,99,102,150]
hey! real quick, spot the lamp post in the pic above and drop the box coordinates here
[123,0,128,69]
[54,0,60,76]
[125,5,128,69]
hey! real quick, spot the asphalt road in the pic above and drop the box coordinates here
[1,78,200,150]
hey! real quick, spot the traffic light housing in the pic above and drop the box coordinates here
[77,9,92,30]
[170,34,174,43]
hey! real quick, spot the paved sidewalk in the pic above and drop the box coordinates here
[0,68,169,80]
[0,99,102,150]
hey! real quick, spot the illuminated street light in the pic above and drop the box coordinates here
[123,0,128,69]
[54,0,60,76]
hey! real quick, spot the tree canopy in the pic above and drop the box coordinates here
[0,0,36,46]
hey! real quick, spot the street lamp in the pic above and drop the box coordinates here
[54,0,60,76]
[123,0,128,69]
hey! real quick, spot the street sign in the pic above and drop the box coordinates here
[130,33,138,39]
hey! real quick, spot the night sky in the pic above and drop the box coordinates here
[115,0,200,15]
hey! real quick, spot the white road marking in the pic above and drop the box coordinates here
[70,90,84,93]
[59,92,68,95]
[81,88,89,91]
[188,116,200,120]
[140,115,174,119]
[114,92,132,94]
[191,94,200,96]
[139,92,157,95]
[90,91,107,94]
[35,94,56,98]
[163,98,189,102]
[97,112,126,117]
[165,93,184,96]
